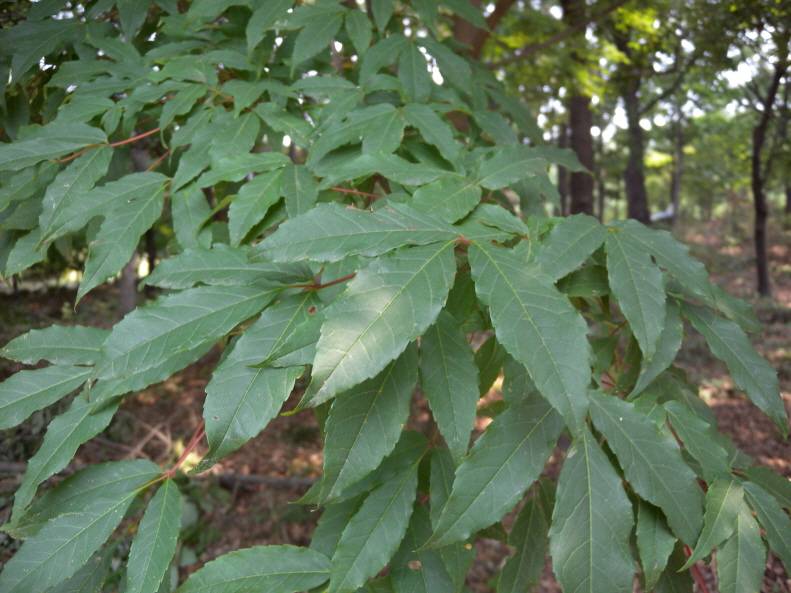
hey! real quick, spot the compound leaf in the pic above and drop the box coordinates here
[469,241,590,430]
[304,241,456,407]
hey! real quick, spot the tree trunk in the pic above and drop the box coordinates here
[595,129,606,221]
[623,82,651,223]
[119,255,138,317]
[750,55,787,297]
[669,112,683,227]
[557,124,569,216]
[785,183,791,216]
[567,95,595,214]
[561,0,594,215]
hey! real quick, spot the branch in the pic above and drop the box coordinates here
[639,51,700,116]
[54,127,162,164]
[487,0,628,68]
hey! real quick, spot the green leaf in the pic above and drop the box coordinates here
[606,225,666,358]
[77,177,167,302]
[142,246,308,289]
[329,466,419,593]
[2,325,108,366]
[716,506,765,593]
[304,241,456,407]
[419,311,479,462]
[345,10,372,55]
[5,19,82,81]
[160,84,207,130]
[126,479,182,593]
[468,241,591,429]
[292,12,344,68]
[96,285,277,393]
[391,505,456,593]
[201,294,318,466]
[654,547,695,593]
[246,0,293,53]
[282,164,319,218]
[11,394,119,520]
[682,479,744,568]
[320,345,417,501]
[0,482,142,593]
[682,303,787,435]
[41,172,168,245]
[178,545,331,593]
[311,497,364,559]
[475,335,506,396]
[636,501,676,592]
[5,459,159,539]
[535,214,606,281]
[399,42,432,103]
[743,481,791,574]
[428,393,562,548]
[0,365,92,430]
[45,546,114,593]
[496,480,553,593]
[0,123,106,172]
[257,202,457,263]
[589,390,703,544]
[616,219,714,304]
[411,176,481,223]
[371,0,394,30]
[631,300,683,397]
[38,147,112,244]
[230,169,283,246]
[196,151,289,188]
[549,428,635,593]
[664,401,731,481]
[403,104,461,163]
[743,466,791,509]
[476,147,546,190]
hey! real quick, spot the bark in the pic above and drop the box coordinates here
[751,70,785,296]
[561,0,595,215]
[454,0,517,59]
[595,128,606,221]
[119,255,138,317]
[557,124,569,215]
[786,183,791,216]
[622,80,651,223]
[669,111,684,227]
[567,94,595,214]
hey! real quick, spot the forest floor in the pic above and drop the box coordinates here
[0,217,789,592]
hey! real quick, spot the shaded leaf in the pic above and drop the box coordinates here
[682,303,787,435]
[589,390,703,544]
[126,479,182,593]
[428,393,562,548]
[469,241,590,429]
[321,345,417,501]
[420,311,479,462]
[304,241,456,407]
[178,545,331,593]
[2,325,108,366]
[606,225,666,358]
[0,365,92,430]
[535,214,605,282]
[257,202,457,263]
[549,428,634,593]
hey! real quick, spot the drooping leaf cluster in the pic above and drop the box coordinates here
[0,2,788,593]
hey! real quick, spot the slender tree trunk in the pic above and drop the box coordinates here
[568,95,595,214]
[561,0,594,215]
[785,183,791,216]
[595,130,606,221]
[557,124,569,216]
[119,256,138,317]
[750,54,787,297]
[669,113,684,227]
[623,82,651,223]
